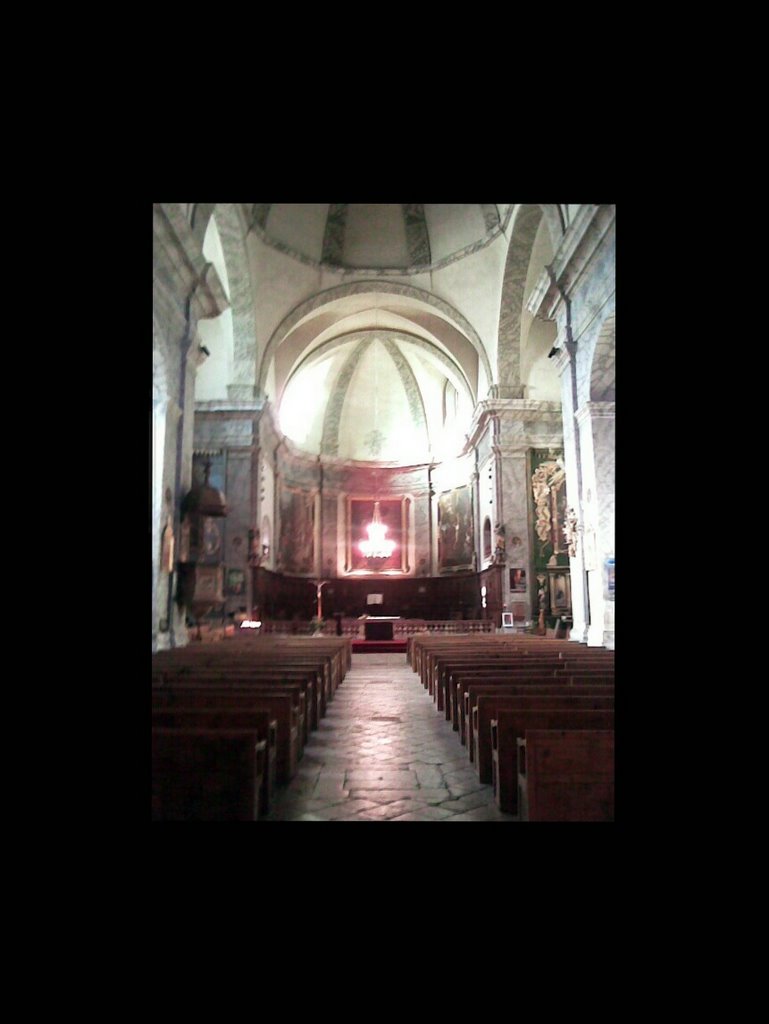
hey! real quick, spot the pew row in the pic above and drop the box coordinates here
[517,730,615,821]
[152,687,301,784]
[152,727,267,822]
[152,708,278,816]
[491,709,615,814]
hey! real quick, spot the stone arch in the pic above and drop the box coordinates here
[258,279,492,400]
[538,204,566,250]
[193,203,258,401]
[497,204,544,392]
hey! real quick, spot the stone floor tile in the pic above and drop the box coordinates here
[265,654,506,823]
[437,791,491,813]
[387,805,455,821]
[318,799,381,819]
[347,788,428,804]
[352,799,423,819]
[410,765,445,788]
[442,806,518,821]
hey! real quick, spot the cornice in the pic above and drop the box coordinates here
[194,399,265,414]
[466,398,562,451]
[575,401,615,426]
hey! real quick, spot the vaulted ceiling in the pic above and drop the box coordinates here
[195,202,563,465]
[249,203,513,273]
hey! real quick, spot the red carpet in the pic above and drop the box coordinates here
[351,639,408,653]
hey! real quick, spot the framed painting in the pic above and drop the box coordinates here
[277,486,316,575]
[437,485,473,572]
[510,567,527,592]
[226,568,246,597]
[347,497,406,574]
[548,570,571,612]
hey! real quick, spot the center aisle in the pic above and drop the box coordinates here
[264,652,517,821]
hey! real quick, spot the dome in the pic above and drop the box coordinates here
[279,332,474,465]
[250,203,513,273]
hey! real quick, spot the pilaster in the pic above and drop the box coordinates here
[575,401,615,648]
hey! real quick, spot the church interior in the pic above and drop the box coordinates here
[152,203,616,821]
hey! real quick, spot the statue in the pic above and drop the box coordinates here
[536,574,547,636]
[493,523,506,564]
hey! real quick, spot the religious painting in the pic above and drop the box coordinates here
[482,518,492,562]
[348,498,403,573]
[548,570,571,612]
[437,485,474,572]
[226,568,246,596]
[277,486,316,575]
[510,568,527,592]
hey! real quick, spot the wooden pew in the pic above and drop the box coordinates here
[476,693,614,784]
[491,709,614,814]
[153,649,329,721]
[152,727,267,821]
[517,729,615,821]
[449,666,613,731]
[153,674,307,752]
[153,666,317,741]
[152,687,301,784]
[152,708,278,816]
[463,679,614,758]
[410,634,609,683]
[434,656,568,712]
[426,646,614,703]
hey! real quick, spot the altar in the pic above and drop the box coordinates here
[363,616,400,641]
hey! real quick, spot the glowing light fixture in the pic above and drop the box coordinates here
[359,501,395,565]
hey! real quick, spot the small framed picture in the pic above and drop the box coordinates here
[226,568,246,596]
[510,567,527,592]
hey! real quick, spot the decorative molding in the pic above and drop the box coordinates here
[320,339,373,456]
[194,399,265,413]
[382,337,429,441]
[575,401,616,426]
[321,203,347,265]
[465,399,562,458]
[402,204,431,267]
[481,204,500,232]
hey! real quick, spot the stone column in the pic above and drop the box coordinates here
[552,346,589,644]
[496,444,532,618]
[576,401,615,649]
[152,393,168,650]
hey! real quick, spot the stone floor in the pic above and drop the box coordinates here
[263,652,518,821]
